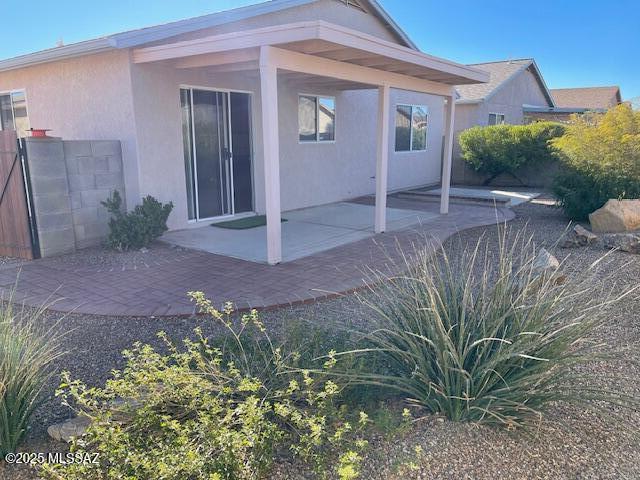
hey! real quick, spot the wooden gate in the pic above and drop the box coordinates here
[0,131,38,259]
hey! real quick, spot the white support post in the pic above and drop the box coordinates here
[259,47,282,265]
[440,91,456,214]
[375,84,390,234]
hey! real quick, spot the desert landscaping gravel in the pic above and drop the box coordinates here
[2,200,639,479]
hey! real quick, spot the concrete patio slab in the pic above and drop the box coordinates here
[0,199,514,316]
[162,202,439,263]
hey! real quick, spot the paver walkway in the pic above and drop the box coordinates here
[0,199,513,316]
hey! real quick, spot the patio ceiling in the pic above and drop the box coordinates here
[132,20,489,91]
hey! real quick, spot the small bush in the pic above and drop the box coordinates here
[342,230,637,430]
[41,294,368,480]
[552,104,640,220]
[459,122,565,185]
[0,297,63,456]
[102,191,173,250]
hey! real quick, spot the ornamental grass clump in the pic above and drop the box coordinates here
[0,296,64,456]
[41,293,368,480]
[346,229,638,430]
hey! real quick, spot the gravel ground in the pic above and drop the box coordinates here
[39,241,192,270]
[2,200,639,479]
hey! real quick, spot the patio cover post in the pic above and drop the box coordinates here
[440,91,456,214]
[375,84,391,234]
[259,47,282,265]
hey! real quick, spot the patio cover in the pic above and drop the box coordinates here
[133,20,489,264]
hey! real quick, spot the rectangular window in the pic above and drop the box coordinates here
[395,104,428,152]
[298,94,335,142]
[488,113,505,125]
[0,90,29,138]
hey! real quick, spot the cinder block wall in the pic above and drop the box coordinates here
[25,137,124,257]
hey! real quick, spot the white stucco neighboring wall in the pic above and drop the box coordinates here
[455,67,551,131]
[0,50,140,205]
[484,68,550,125]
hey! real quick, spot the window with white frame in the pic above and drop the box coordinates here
[395,104,427,152]
[488,113,505,125]
[0,90,29,138]
[298,95,335,142]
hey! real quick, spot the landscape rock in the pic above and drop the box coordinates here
[603,233,640,254]
[531,248,566,285]
[589,199,640,233]
[573,224,598,245]
[559,232,582,248]
[533,248,560,272]
[47,415,91,442]
[559,225,598,248]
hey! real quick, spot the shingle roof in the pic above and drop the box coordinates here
[550,86,622,110]
[455,59,553,106]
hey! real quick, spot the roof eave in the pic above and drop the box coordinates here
[455,98,482,105]
[0,38,115,73]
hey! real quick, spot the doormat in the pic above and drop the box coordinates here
[212,215,288,230]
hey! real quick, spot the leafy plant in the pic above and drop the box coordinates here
[459,122,565,185]
[41,294,368,480]
[0,295,64,456]
[101,190,173,250]
[552,104,640,220]
[339,229,638,430]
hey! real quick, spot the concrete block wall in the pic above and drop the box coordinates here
[25,137,124,257]
[63,140,124,249]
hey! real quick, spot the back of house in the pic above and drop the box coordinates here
[0,0,487,262]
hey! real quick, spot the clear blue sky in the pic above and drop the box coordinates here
[1,0,638,99]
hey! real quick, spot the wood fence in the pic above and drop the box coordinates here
[0,131,36,259]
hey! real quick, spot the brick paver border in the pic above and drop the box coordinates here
[0,200,514,317]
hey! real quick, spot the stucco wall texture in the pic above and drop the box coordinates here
[0,0,446,232]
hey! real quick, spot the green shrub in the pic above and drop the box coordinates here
[41,294,368,480]
[459,122,565,185]
[102,191,174,250]
[341,230,637,430]
[0,297,63,456]
[552,104,640,220]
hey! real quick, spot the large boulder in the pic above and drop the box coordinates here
[589,199,640,233]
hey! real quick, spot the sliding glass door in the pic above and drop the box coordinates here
[180,88,253,221]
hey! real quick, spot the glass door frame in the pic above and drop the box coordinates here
[180,85,255,223]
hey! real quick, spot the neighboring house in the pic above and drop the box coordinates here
[524,86,622,122]
[452,58,554,185]
[0,0,487,264]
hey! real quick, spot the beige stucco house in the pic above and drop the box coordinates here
[0,0,488,264]
[452,58,554,184]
